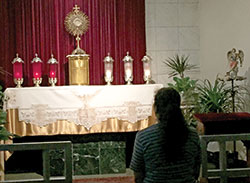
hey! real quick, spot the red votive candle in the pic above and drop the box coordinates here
[12,54,24,80]
[47,54,58,80]
[13,62,23,79]
[32,62,42,79]
[49,64,57,78]
[31,54,43,79]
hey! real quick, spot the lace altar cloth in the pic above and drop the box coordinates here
[4,84,162,129]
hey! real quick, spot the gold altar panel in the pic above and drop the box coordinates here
[0,144,4,181]
[6,109,156,137]
[68,55,89,85]
[1,109,156,180]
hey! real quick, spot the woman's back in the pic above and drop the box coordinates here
[130,124,200,183]
[130,87,201,183]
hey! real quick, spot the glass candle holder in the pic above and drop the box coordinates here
[141,55,152,84]
[47,54,58,86]
[122,52,133,85]
[103,53,114,85]
[31,53,43,87]
[12,53,24,88]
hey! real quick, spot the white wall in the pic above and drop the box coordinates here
[145,0,200,86]
[200,0,250,82]
[146,0,250,86]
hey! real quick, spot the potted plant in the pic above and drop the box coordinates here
[0,85,11,141]
[196,78,249,114]
[163,54,197,79]
[164,54,199,126]
[196,79,232,113]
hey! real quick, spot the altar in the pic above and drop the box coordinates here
[1,84,162,178]
[4,84,162,137]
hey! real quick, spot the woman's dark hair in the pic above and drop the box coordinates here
[154,87,189,160]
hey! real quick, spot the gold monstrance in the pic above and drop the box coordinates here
[65,5,90,85]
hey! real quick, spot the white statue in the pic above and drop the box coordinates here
[226,48,244,80]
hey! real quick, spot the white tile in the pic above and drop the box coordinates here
[157,74,172,86]
[179,3,199,26]
[155,28,178,50]
[156,51,178,75]
[155,3,178,26]
[146,28,156,51]
[145,2,155,27]
[179,50,200,68]
[186,72,201,80]
[179,0,199,3]
[147,0,178,3]
[179,27,200,50]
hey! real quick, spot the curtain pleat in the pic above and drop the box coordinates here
[0,0,146,88]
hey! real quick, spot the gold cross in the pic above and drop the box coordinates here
[73,5,80,13]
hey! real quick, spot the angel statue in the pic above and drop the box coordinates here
[225,48,245,80]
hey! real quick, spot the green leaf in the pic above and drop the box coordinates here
[0,86,12,140]
[196,79,233,113]
[0,126,11,140]
[0,110,7,122]
[163,54,198,78]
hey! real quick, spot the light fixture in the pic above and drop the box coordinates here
[122,52,133,85]
[12,53,24,88]
[31,53,43,87]
[103,53,114,85]
[141,54,152,84]
[47,54,58,86]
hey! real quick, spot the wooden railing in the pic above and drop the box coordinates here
[200,134,250,183]
[0,141,72,183]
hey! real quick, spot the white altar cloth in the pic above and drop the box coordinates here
[4,84,162,129]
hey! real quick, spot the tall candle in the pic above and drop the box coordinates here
[106,70,112,78]
[124,62,132,77]
[126,69,131,76]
